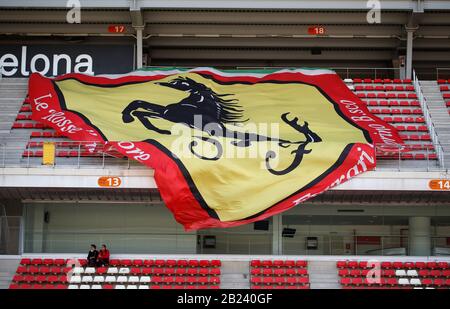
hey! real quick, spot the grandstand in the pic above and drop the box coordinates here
[0,0,450,290]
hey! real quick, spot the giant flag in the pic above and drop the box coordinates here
[28,68,404,230]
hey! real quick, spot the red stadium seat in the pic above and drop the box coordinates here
[296,260,307,268]
[250,260,261,268]
[142,259,154,267]
[211,260,221,267]
[132,259,143,267]
[188,260,199,268]
[336,261,347,269]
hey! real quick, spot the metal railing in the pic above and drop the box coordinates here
[413,69,446,169]
[0,141,445,171]
[0,141,142,169]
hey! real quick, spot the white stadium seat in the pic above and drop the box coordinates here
[105,276,116,283]
[127,285,138,289]
[84,267,96,274]
[93,276,105,283]
[91,285,102,289]
[128,276,140,283]
[410,278,421,285]
[80,285,90,289]
[107,267,118,274]
[395,270,407,277]
[82,276,93,283]
[139,276,151,283]
[69,275,82,284]
[398,278,410,285]
[117,276,128,283]
[138,285,149,289]
[115,285,126,289]
[119,268,130,274]
[73,267,84,274]
[68,285,79,289]
[407,270,418,277]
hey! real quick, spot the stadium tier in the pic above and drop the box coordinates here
[0,0,450,291]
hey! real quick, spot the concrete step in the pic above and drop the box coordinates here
[220,261,250,289]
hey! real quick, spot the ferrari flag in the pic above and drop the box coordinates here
[28,68,404,230]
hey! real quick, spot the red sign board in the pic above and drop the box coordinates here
[108,25,126,33]
[308,26,326,35]
[356,236,381,245]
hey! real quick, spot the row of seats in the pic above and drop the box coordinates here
[10,284,220,290]
[27,142,87,148]
[438,79,450,84]
[19,258,222,268]
[19,258,67,266]
[19,258,221,268]
[336,260,450,269]
[356,93,417,99]
[250,276,309,285]
[351,78,412,84]
[368,108,423,115]
[250,268,308,276]
[22,150,100,158]
[380,116,424,123]
[72,266,220,276]
[250,260,308,268]
[339,269,450,278]
[355,85,415,91]
[69,275,220,285]
[340,277,450,288]
[362,100,420,107]
[375,153,437,160]
[393,125,428,132]
[16,266,71,274]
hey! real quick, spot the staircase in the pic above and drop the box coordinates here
[0,78,30,166]
[0,258,19,289]
[219,261,250,289]
[420,81,450,168]
[308,261,340,289]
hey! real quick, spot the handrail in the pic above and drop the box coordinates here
[0,141,446,171]
[413,69,446,169]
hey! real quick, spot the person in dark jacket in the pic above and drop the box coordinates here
[87,244,98,267]
[97,244,110,266]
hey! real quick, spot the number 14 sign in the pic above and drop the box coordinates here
[429,179,450,191]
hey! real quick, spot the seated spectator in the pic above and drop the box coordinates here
[87,244,98,267]
[97,244,110,266]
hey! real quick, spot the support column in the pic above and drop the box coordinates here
[405,28,414,79]
[135,27,144,69]
[408,216,431,256]
[272,215,282,255]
